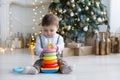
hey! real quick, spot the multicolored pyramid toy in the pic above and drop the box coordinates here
[40,41,59,73]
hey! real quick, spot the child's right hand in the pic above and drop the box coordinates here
[40,51,44,58]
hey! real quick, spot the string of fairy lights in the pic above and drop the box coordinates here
[8,2,13,39]
[7,0,53,37]
[32,0,53,34]
[0,0,53,53]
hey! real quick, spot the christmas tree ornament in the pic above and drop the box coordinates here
[91,11,94,16]
[53,0,60,3]
[72,4,75,8]
[78,8,81,12]
[75,18,77,21]
[58,9,62,13]
[81,0,85,2]
[70,12,74,17]
[62,26,65,30]
[63,9,67,13]
[75,13,78,15]
[101,11,104,15]
[72,27,74,30]
[78,19,80,21]
[86,18,90,22]
[66,1,70,6]
[93,15,96,20]
[97,17,103,23]
[102,18,105,21]
[77,0,81,3]
[103,11,106,15]
[83,26,88,31]
[85,6,89,10]
[66,25,71,30]
[61,31,65,35]
[79,23,83,28]
[91,0,94,4]
[88,2,91,6]
[59,18,62,21]
[55,8,58,11]
[83,5,85,7]
[96,2,100,8]
[71,0,74,3]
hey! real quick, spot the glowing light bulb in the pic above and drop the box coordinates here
[39,17,42,20]
[34,12,37,15]
[33,9,35,11]
[9,12,12,14]
[35,0,37,2]
[42,15,44,17]
[35,6,38,9]
[32,27,35,30]
[32,2,35,5]
[39,11,42,13]
[33,19,35,22]
[40,1,43,3]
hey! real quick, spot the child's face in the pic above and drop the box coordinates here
[43,25,58,37]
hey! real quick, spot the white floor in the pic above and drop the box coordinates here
[0,49,120,80]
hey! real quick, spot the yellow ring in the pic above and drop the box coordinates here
[43,56,57,60]
[41,66,59,70]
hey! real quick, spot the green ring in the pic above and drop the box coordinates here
[44,53,56,57]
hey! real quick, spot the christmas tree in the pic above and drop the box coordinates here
[49,0,109,42]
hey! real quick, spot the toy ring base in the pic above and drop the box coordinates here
[41,69,59,73]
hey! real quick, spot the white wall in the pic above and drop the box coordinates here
[11,0,50,34]
[0,0,51,42]
[110,0,120,33]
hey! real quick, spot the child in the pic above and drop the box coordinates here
[24,14,72,74]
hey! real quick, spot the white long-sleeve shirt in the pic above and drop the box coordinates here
[34,33,64,57]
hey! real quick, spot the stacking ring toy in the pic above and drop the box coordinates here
[43,49,56,53]
[41,67,59,73]
[42,63,58,68]
[44,53,56,57]
[12,67,24,73]
[43,60,57,64]
[43,56,57,60]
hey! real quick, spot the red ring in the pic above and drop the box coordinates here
[42,63,58,68]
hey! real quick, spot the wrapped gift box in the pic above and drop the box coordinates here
[66,42,81,48]
[74,46,93,56]
[62,48,74,57]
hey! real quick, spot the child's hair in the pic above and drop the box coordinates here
[42,14,59,27]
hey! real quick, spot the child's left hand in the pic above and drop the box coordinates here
[51,43,58,51]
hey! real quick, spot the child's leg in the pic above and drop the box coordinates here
[24,59,43,75]
[58,59,72,74]
[33,59,43,71]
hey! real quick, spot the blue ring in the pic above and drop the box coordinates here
[41,69,58,73]
[12,67,24,73]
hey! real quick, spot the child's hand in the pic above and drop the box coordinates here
[51,43,58,51]
[40,51,44,58]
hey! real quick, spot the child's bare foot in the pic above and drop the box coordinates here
[23,66,39,75]
[60,65,72,74]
